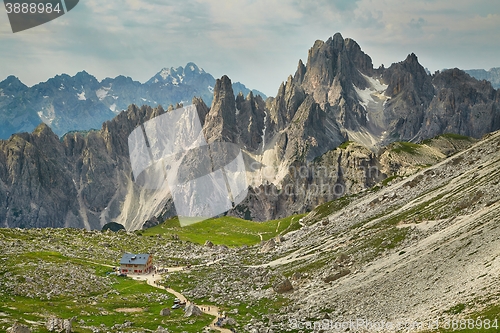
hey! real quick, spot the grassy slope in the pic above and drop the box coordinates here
[141,214,305,247]
[0,250,212,332]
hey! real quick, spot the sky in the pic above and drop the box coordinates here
[1,0,499,97]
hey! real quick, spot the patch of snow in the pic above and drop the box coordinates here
[37,104,56,125]
[261,110,268,153]
[159,68,171,80]
[354,85,374,110]
[113,96,118,100]
[141,98,147,102]
[59,84,65,90]
[235,108,240,116]
[96,86,111,100]
[172,78,179,85]
[189,65,195,71]
[77,91,86,101]
[208,85,214,93]
[43,96,49,98]
[109,103,117,112]
[154,78,159,83]
[354,72,389,111]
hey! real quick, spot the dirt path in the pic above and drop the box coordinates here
[131,272,233,333]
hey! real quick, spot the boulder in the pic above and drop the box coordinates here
[273,278,293,293]
[184,304,203,317]
[274,235,285,243]
[260,238,275,253]
[7,322,31,333]
[159,308,171,316]
[45,317,74,333]
[323,269,351,283]
[204,240,214,248]
[155,326,169,333]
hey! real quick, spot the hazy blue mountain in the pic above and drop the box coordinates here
[0,63,266,139]
[464,67,500,89]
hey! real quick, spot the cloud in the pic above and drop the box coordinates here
[0,0,500,96]
[408,17,427,31]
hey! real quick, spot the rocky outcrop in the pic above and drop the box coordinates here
[46,317,73,333]
[183,304,203,317]
[7,322,31,333]
[203,75,238,143]
[0,103,174,229]
[159,308,171,316]
[381,53,435,141]
[418,68,500,140]
[260,238,276,253]
[235,91,267,151]
[272,277,293,293]
[155,326,170,333]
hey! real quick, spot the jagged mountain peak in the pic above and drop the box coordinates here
[147,62,208,86]
[203,75,238,143]
[0,75,28,94]
[345,37,374,76]
[294,59,306,84]
[32,122,58,139]
[1,75,24,86]
[329,31,346,49]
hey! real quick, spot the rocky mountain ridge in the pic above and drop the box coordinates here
[464,67,500,89]
[0,62,265,139]
[1,33,500,229]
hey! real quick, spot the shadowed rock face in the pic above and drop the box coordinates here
[0,104,172,229]
[1,33,499,229]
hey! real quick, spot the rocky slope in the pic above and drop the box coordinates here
[260,129,500,332]
[0,63,265,139]
[165,129,500,333]
[0,130,498,333]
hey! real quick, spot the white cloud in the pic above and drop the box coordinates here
[0,0,499,96]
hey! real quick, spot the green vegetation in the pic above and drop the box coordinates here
[421,302,500,333]
[142,214,305,247]
[338,141,354,149]
[222,296,291,332]
[0,251,212,333]
[421,133,472,145]
[445,303,466,315]
[307,195,355,222]
[441,133,472,141]
[391,141,421,155]
[382,174,402,186]
[350,226,410,263]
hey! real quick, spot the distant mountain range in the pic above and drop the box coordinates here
[0,62,266,139]
[464,67,500,89]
